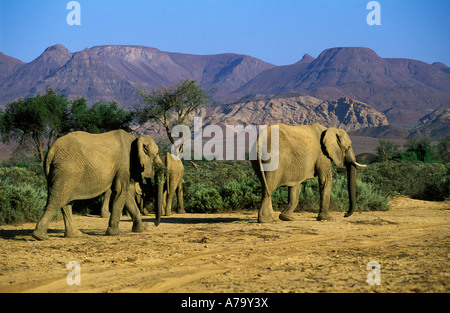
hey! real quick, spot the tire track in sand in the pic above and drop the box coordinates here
[23,221,449,292]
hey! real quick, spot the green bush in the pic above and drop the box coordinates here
[7,157,447,225]
[360,161,450,201]
[0,166,46,188]
[331,172,391,212]
[220,177,260,211]
[185,184,223,213]
[0,167,48,225]
[181,160,390,214]
[295,169,390,213]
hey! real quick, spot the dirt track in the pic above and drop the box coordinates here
[0,196,449,293]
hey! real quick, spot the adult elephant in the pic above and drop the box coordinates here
[32,130,164,240]
[251,123,366,223]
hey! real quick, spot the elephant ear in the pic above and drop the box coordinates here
[135,182,143,195]
[137,136,148,171]
[137,135,158,177]
[322,128,344,167]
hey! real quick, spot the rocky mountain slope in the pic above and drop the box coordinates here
[204,95,387,131]
[0,44,274,107]
[0,52,24,80]
[0,45,448,131]
[408,108,450,139]
[138,95,388,139]
[349,107,450,140]
[234,47,450,125]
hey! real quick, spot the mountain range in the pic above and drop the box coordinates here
[1,44,449,131]
[0,44,274,108]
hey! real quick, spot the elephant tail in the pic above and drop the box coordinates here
[260,162,271,198]
[43,148,55,179]
[256,131,272,198]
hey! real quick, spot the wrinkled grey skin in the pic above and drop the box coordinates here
[251,123,366,223]
[161,152,185,216]
[100,182,146,218]
[32,130,164,240]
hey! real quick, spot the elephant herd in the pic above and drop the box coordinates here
[32,123,366,241]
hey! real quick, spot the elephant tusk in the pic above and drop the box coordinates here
[353,161,367,168]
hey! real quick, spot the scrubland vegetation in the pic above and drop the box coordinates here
[2,152,449,225]
[1,86,448,225]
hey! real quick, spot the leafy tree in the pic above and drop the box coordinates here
[67,99,134,133]
[0,87,69,163]
[405,137,438,162]
[376,139,400,162]
[0,89,134,163]
[135,79,212,144]
[436,136,450,163]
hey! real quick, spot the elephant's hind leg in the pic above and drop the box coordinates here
[33,193,70,240]
[61,204,83,238]
[279,183,302,221]
[258,192,277,223]
[32,205,56,240]
[100,189,112,218]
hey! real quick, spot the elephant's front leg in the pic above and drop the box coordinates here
[317,169,333,221]
[162,190,168,215]
[176,183,185,214]
[279,183,302,221]
[61,204,83,238]
[105,186,126,236]
[165,184,177,216]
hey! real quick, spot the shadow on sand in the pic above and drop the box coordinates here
[141,216,250,225]
[0,215,254,240]
[0,228,63,240]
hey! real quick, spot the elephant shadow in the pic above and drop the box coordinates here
[0,228,63,241]
[0,217,249,240]
[140,216,245,224]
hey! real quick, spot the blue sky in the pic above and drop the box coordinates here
[1,0,449,66]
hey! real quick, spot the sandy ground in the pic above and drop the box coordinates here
[0,196,449,293]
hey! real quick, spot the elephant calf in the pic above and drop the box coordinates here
[251,123,366,223]
[100,181,147,217]
[161,152,185,216]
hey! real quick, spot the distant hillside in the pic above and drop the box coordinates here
[233,47,450,126]
[349,125,410,139]
[0,44,275,108]
[408,108,450,139]
[0,52,24,80]
[349,107,450,140]
[203,95,388,132]
[137,95,388,140]
[1,45,449,129]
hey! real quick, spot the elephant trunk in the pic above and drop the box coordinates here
[344,147,363,217]
[345,163,357,217]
